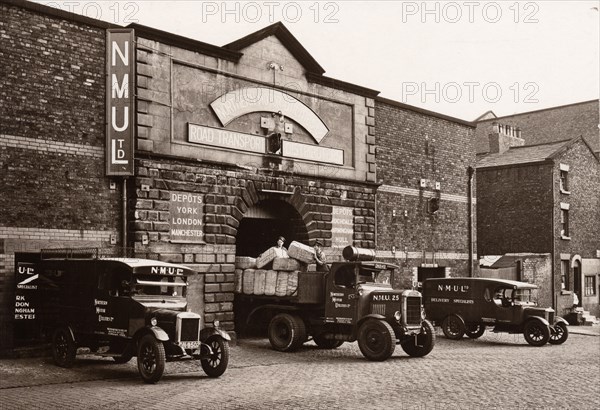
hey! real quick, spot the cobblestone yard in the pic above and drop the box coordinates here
[1,329,599,410]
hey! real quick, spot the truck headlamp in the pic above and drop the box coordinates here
[394,311,402,322]
[214,320,220,328]
[150,317,158,326]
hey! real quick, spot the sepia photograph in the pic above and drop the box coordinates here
[1,0,599,408]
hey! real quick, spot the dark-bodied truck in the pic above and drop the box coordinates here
[236,246,435,361]
[37,249,230,383]
[422,277,569,346]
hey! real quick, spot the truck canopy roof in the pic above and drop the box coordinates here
[424,277,538,290]
[41,257,196,276]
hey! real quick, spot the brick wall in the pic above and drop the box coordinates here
[375,99,476,282]
[0,3,119,352]
[476,163,554,256]
[133,158,377,331]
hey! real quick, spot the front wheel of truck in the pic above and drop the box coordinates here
[400,320,436,357]
[358,319,396,361]
[268,313,306,352]
[548,322,569,345]
[201,336,230,377]
[137,334,165,384]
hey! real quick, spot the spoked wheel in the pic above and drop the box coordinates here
[52,327,77,368]
[268,313,306,352]
[313,334,344,349]
[201,336,230,378]
[357,319,396,361]
[465,323,486,339]
[442,314,465,340]
[401,320,436,357]
[548,322,569,345]
[137,335,165,384]
[523,320,550,346]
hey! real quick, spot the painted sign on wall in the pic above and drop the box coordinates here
[14,262,38,320]
[106,28,135,176]
[169,192,204,243]
[331,206,354,249]
[189,123,266,154]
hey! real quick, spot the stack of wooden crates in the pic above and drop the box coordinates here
[234,241,316,297]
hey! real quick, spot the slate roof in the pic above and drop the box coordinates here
[476,139,572,169]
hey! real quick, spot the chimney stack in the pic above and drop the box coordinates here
[488,122,525,154]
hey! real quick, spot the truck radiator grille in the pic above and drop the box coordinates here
[371,304,386,316]
[405,297,422,325]
[548,311,555,323]
[179,318,200,342]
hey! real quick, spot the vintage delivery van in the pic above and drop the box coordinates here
[37,250,230,383]
[422,278,569,346]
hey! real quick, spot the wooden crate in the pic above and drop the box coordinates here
[286,271,298,296]
[256,247,278,269]
[242,269,255,295]
[273,257,305,271]
[288,241,314,264]
[235,256,257,270]
[275,271,289,297]
[234,269,243,293]
[265,270,277,295]
[253,269,266,295]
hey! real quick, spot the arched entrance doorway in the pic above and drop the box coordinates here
[234,199,309,337]
[236,199,309,258]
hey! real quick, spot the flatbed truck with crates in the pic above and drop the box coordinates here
[235,246,435,361]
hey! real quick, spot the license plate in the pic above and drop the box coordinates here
[179,341,200,349]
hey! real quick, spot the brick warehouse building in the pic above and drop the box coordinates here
[375,98,476,286]
[476,125,600,317]
[0,0,476,353]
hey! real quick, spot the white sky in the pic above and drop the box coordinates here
[34,0,600,121]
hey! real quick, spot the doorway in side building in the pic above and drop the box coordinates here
[234,199,309,337]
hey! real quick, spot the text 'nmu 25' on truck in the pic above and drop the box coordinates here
[37,250,230,383]
[237,246,435,361]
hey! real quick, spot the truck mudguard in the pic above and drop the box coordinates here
[554,316,569,326]
[201,327,231,341]
[526,316,550,327]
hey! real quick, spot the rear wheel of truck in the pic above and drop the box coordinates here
[523,320,550,346]
[548,322,569,345]
[137,334,165,384]
[401,320,436,357]
[201,336,230,378]
[442,314,465,340]
[313,334,344,349]
[465,323,486,339]
[268,313,306,352]
[52,327,77,368]
[358,319,396,361]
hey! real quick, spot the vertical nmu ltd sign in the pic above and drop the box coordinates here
[106,29,134,176]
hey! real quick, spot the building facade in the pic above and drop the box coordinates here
[1,0,477,353]
[375,98,476,288]
[476,126,600,317]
